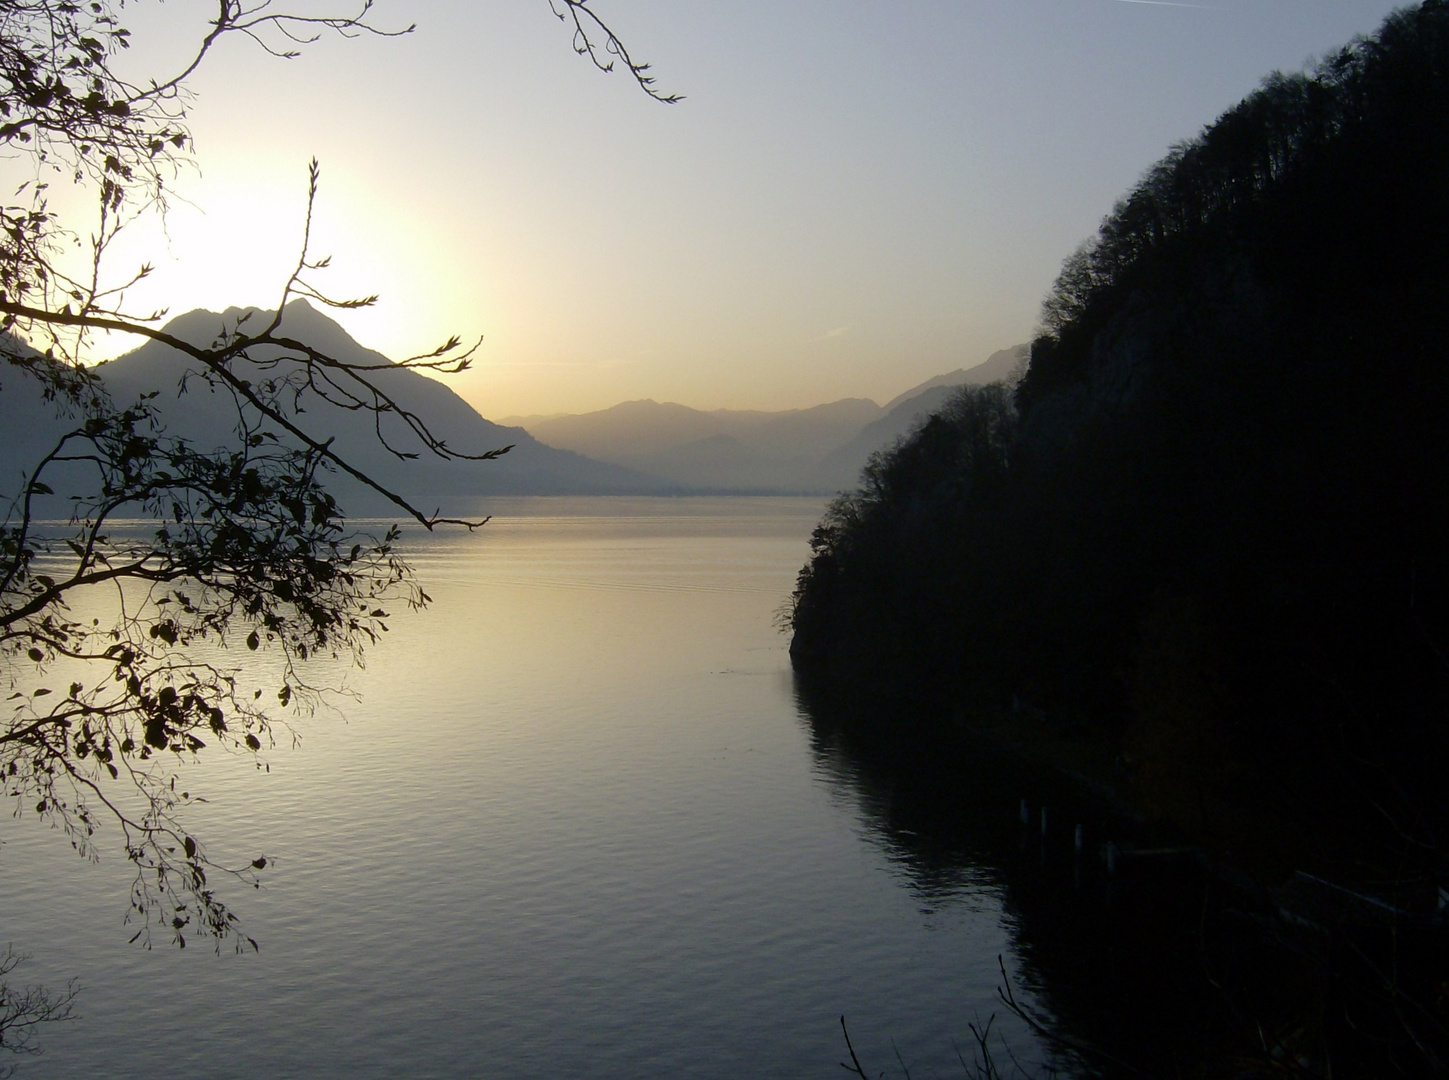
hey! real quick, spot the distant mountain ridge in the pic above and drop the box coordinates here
[2,302,672,512]
[3,303,1027,502]
[508,344,1029,493]
[881,345,1025,411]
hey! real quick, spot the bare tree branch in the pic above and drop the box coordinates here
[550,0,680,103]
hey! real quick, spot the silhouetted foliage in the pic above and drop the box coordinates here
[0,0,671,962]
[0,0,499,959]
[789,383,1017,699]
[789,6,1449,1069]
[795,0,1449,826]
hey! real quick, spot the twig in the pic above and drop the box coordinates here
[839,1015,871,1079]
[995,955,1143,1076]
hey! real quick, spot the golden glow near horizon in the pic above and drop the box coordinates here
[30,0,1408,417]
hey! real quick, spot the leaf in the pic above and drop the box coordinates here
[183,836,196,858]
[244,734,260,751]
[27,648,43,662]
[246,630,259,651]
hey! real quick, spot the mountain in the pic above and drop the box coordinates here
[3,302,670,512]
[807,384,965,492]
[513,397,883,491]
[5,304,1028,503]
[787,9,1449,1065]
[881,345,1027,411]
[810,344,1031,490]
[788,0,1449,900]
[0,338,80,505]
[517,399,740,461]
[509,347,1027,493]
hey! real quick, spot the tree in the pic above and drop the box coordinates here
[0,946,77,1079]
[0,0,672,958]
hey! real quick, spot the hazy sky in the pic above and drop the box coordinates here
[53,1,1407,416]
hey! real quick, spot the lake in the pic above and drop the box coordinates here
[0,497,1127,1079]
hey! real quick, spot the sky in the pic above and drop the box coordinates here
[32,1,1410,417]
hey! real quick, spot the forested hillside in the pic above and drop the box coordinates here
[788,1,1449,865]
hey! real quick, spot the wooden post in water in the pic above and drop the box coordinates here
[1020,799,1030,827]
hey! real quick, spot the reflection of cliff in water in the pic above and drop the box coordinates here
[793,672,1246,1078]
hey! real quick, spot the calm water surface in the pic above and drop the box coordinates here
[1,497,1070,1078]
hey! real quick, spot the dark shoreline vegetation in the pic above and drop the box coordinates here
[795,672,1358,1080]
[788,3,1449,1074]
